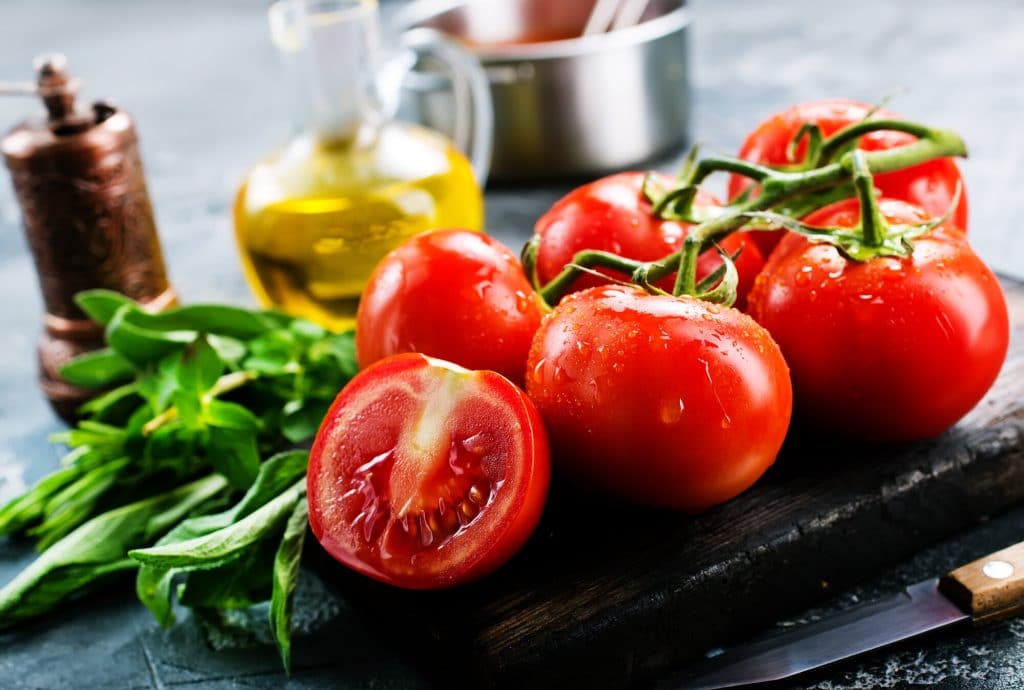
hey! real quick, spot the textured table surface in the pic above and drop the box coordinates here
[1,1,1023,688]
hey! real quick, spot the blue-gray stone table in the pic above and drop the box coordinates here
[1,0,1023,688]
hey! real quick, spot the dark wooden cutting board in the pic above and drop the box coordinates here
[320,279,1024,690]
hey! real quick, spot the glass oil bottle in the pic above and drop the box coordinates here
[235,0,491,329]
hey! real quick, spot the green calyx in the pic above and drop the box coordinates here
[745,150,961,263]
[744,211,942,262]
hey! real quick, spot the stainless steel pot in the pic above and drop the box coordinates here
[393,0,691,181]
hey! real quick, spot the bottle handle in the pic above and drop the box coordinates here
[379,27,493,188]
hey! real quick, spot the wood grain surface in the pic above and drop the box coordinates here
[327,280,1024,689]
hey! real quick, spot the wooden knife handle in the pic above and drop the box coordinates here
[940,542,1024,624]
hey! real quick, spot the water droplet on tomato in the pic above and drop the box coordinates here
[660,397,686,424]
[514,290,532,313]
[533,358,547,378]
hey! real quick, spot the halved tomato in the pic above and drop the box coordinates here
[308,353,550,589]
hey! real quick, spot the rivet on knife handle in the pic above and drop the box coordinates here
[939,542,1024,624]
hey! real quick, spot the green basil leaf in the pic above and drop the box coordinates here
[137,353,182,413]
[0,474,228,630]
[206,427,260,490]
[206,400,260,432]
[243,331,297,376]
[78,383,140,420]
[128,479,305,569]
[270,498,308,673]
[74,290,137,326]
[106,306,196,365]
[0,464,84,536]
[135,564,177,626]
[178,537,276,610]
[49,421,126,451]
[177,337,224,393]
[228,451,309,517]
[134,451,308,625]
[30,457,132,551]
[288,319,327,345]
[207,334,247,367]
[59,348,134,389]
[308,331,358,378]
[139,305,281,340]
[172,389,203,430]
[280,399,329,443]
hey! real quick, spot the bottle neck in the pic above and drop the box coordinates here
[270,0,382,142]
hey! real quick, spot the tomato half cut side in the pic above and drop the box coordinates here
[308,353,550,589]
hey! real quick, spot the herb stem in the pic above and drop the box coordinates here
[142,370,259,436]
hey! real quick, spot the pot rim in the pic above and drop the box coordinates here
[392,0,690,62]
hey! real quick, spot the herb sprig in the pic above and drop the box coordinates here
[0,290,357,670]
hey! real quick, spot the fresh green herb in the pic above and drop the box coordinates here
[0,292,357,665]
[0,474,228,630]
[270,498,309,672]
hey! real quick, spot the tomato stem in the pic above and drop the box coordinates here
[817,118,937,165]
[672,236,702,296]
[668,124,966,293]
[849,150,888,247]
[533,121,966,307]
[538,250,646,305]
[520,235,544,293]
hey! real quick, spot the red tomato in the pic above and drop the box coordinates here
[356,230,545,385]
[525,286,792,512]
[728,99,968,254]
[533,172,766,310]
[308,353,550,589]
[748,198,1008,442]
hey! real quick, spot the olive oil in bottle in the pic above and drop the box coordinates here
[235,0,486,330]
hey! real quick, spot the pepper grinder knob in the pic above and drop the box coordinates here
[34,53,80,123]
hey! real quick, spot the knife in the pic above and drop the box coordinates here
[666,541,1024,689]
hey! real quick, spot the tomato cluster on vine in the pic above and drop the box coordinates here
[308,99,1010,590]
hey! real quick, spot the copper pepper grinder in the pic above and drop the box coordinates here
[1,54,177,421]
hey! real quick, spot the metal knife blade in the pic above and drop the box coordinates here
[666,578,969,690]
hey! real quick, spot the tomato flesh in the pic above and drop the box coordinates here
[308,354,550,589]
